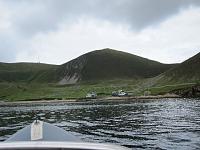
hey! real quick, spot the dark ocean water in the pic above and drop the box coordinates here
[0,98,200,149]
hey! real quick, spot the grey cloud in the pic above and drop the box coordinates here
[1,0,200,63]
[3,0,200,36]
[90,0,200,29]
[8,0,91,36]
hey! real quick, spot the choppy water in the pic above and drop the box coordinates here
[0,98,200,149]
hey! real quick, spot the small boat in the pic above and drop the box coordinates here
[112,90,128,97]
[0,120,128,150]
[86,92,97,99]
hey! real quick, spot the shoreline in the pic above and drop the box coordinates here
[0,94,181,105]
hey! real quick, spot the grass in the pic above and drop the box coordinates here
[0,49,175,83]
[0,62,59,82]
[149,83,197,95]
[0,79,144,101]
[159,52,200,84]
[0,51,199,101]
[80,49,174,80]
[0,78,197,101]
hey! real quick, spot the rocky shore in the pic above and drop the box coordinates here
[0,93,182,106]
[172,85,200,98]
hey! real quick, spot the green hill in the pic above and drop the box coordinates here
[157,52,200,84]
[1,49,199,101]
[0,62,58,82]
[58,48,175,84]
[0,49,176,84]
[147,52,200,96]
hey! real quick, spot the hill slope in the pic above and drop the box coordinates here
[58,49,175,84]
[0,62,58,82]
[0,49,177,84]
[157,52,200,84]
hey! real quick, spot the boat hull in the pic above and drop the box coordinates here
[2,120,129,150]
[6,121,79,142]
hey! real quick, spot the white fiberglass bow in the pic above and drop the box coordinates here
[0,120,129,150]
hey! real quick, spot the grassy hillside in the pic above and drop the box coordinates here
[156,52,200,85]
[0,49,176,84]
[1,49,199,101]
[166,52,200,82]
[0,62,59,82]
[60,48,175,82]
[0,79,146,101]
[143,52,200,96]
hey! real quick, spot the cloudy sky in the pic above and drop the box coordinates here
[0,0,200,64]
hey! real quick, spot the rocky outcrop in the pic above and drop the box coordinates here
[58,73,79,85]
[172,85,200,98]
[58,55,87,85]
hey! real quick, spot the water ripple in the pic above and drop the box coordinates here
[0,98,200,149]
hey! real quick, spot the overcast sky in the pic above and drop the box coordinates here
[0,0,200,64]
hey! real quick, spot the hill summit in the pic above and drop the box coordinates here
[58,48,174,84]
[0,48,176,84]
